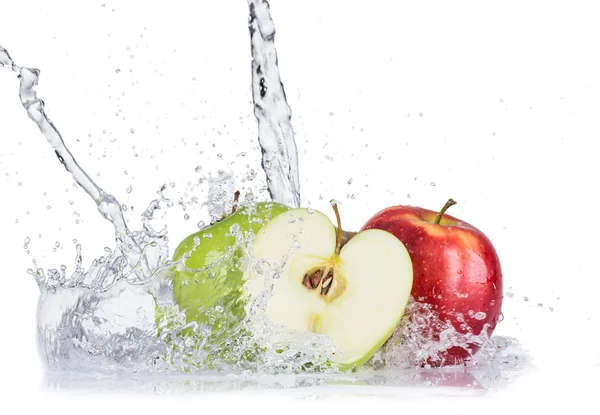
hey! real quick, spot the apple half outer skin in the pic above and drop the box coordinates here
[170,202,290,328]
[244,208,414,370]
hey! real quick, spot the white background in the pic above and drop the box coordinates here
[1,0,599,413]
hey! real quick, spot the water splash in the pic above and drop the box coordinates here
[248,0,301,208]
[0,46,155,286]
[2,42,336,375]
[205,170,237,223]
[367,298,527,370]
[0,12,325,373]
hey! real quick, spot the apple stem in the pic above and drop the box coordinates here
[434,198,457,225]
[231,190,241,214]
[331,200,343,255]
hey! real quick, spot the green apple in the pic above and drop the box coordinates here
[167,201,290,341]
[161,202,290,356]
[243,202,414,370]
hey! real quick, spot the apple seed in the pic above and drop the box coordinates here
[320,269,334,296]
[303,268,324,290]
[310,268,324,289]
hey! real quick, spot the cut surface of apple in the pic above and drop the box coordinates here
[244,206,413,369]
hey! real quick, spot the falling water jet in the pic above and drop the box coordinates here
[248,0,301,208]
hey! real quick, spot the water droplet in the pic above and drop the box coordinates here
[523,296,529,301]
[430,182,436,187]
[195,166,202,173]
[200,324,212,337]
[255,259,271,275]
[474,312,486,320]
[347,178,353,185]
[55,241,60,248]
[115,68,120,73]
[126,186,133,194]
[183,214,190,220]
[537,303,543,308]
[197,221,205,229]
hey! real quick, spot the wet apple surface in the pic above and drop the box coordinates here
[361,201,503,366]
[244,203,414,369]
[171,201,290,329]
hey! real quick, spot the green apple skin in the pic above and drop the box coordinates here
[336,324,400,371]
[170,202,290,338]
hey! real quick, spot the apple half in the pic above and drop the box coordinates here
[244,202,413,369]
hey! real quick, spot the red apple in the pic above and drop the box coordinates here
[361,199,503,367]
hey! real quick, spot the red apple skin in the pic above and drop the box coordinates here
[361,204,503,367]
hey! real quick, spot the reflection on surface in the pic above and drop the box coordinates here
[42,335,533,398]
[42,360,531,399]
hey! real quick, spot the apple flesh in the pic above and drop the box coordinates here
[244,204,414,369]
[361,200,502,366]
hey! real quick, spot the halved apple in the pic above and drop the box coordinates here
[244,202,413,369]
